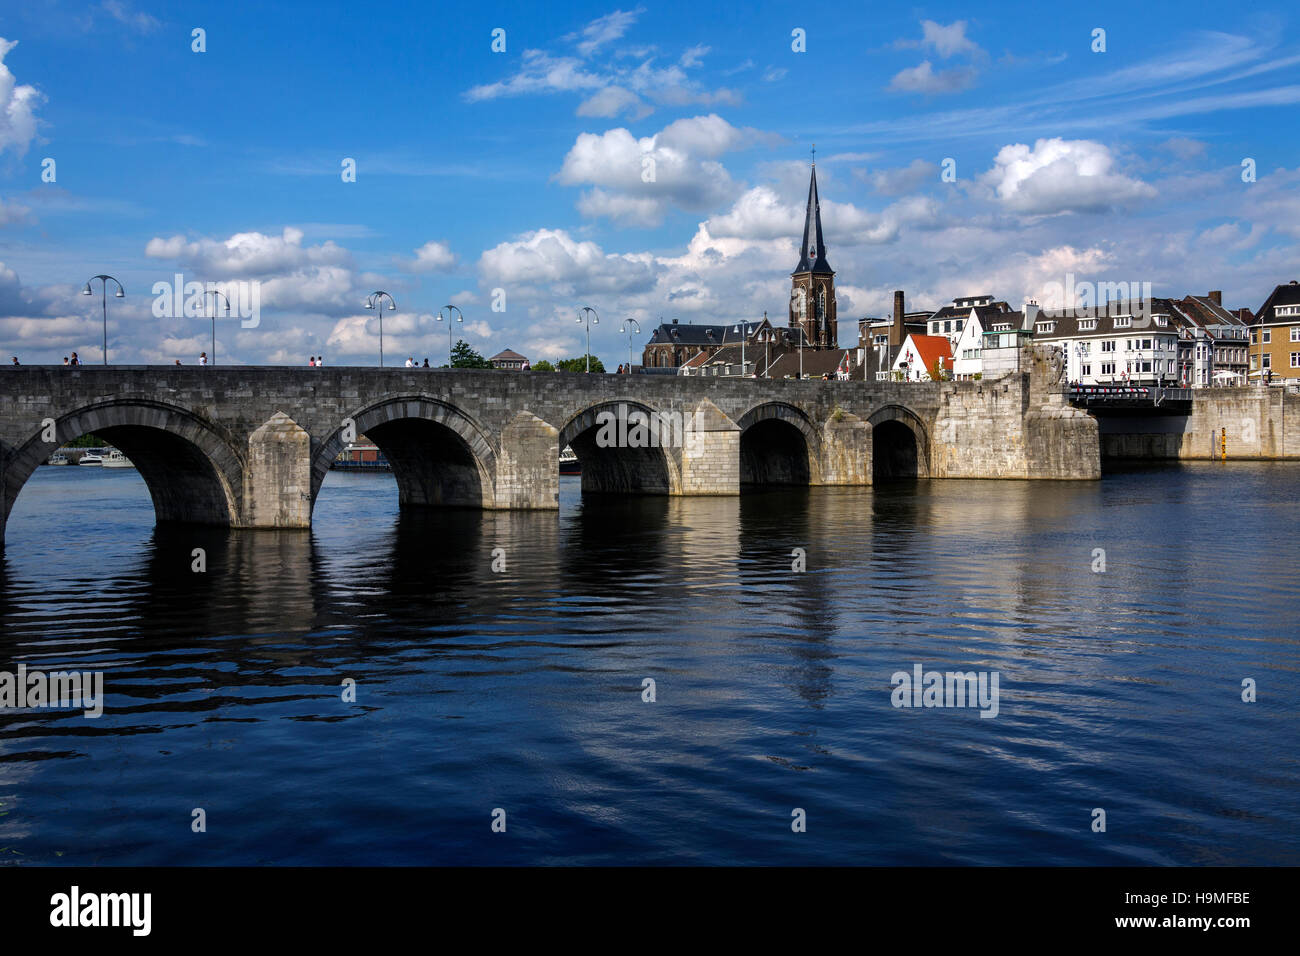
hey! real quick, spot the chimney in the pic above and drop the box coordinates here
[1023,298,1041,327]
[892,290,905,347]
[1208,290,1222,306]
[672,318,679,324]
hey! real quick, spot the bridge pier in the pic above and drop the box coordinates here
[496,411,559,509]
[819,412,873,485]
[680,399,740,495]
[242,412,312,528]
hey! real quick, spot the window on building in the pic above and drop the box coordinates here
[1081,364,1092,376]
[931,322,940,334]
[955,320,964,331]
[1291,352,1300,368]
[1141,362,1151,372]
[1101,340,1116,352]
[1080,319,1096,330]
[1115,316,1132,328]
[1141,339,1152,349]
[1263,354,1271,369]
[1263,329,1271,343]
[1291,327,1300,342]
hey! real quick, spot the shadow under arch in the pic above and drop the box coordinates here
[557,400,680,496]
[867,403,930,480]
[312,396,498,511]
[2,399,243,543]
[735,402,823,488]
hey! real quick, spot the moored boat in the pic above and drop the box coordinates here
[103,450,135,468]
[559,445,580,475]
[46,452,69,466]
[78,451,104,466]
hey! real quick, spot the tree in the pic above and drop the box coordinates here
[450,340,493,369]
[556,355,606,373]
[531,359,554,372]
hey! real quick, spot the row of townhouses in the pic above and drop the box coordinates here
[856,282,1300,387]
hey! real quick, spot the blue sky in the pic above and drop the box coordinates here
[0,0,1297,365]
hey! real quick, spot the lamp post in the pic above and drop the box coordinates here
[618,318,640,373]
[732,321,749,377]
[82,275,124,365]
[577,306,599,372]
[201,289,231,365]
[437,304,464,367]
[759,328,773,377]
[364,292,397,367]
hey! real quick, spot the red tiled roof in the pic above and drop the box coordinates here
[904,334,953,371]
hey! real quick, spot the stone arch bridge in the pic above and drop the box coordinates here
[0,359,1098,542]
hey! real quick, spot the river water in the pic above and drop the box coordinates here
[1,463,1296,865]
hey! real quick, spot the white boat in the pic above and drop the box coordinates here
[78,451,103,466]
[559,445,580,475]
[103,450,135,469]
[46,453,69,466]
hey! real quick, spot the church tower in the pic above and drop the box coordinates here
[789,159,837,348]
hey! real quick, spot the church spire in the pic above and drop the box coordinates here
[793,159,832,276]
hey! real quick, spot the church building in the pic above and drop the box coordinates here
[789,160,838,349]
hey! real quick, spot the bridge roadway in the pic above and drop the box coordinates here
[0,358,1100,541]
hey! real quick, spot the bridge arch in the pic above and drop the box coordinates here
[868,404,930,480]
[312,396,498,510]
[2,399,244,541]
[557,399,681,496]
[735,402,823,487]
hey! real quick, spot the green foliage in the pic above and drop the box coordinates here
[450,340,493,369]
[530,360,554,372]
[556,355,606,373]
[65,434,101,448]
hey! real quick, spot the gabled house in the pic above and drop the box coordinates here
[892,334,952,382]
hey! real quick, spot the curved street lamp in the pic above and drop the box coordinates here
[82,275,124,365]
[202,289,231,366]
[618,318,640,373]
[364,291,397,367]
[437,304,464,367]
[577,306,599,372]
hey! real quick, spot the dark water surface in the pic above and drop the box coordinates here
[1,464,1296,865]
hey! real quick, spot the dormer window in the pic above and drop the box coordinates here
[1154,315,1168,327]
[1036,321,1055,334]
[1079,319,1097,331]
[1114,316,1132,328]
